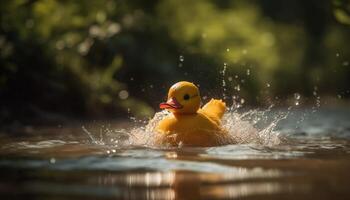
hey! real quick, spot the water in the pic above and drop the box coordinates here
[1,107,350,199]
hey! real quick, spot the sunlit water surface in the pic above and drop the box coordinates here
[1,107,350,200]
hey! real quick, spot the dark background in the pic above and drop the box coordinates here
[1,0,350,126]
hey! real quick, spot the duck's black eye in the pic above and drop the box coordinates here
[183,94,190,100]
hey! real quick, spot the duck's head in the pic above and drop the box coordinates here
[160,81,201,114]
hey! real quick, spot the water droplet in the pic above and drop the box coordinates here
[266,83,270,87]
[130,77,134,81]
[203,96,208,100]
[106,150,110,154]
[228,76,233,81]
[179,55,184,62]
[226,48,230,52]
[336,53,340,57]
[246,69,250,76]
[234,85,241,91]
[294,93,301,106]
[112,149,116,153]
[235,75,238,79]
[240,98,245,104]
[50,158,56,164]
[178,63,183,68]
[118,90,129,100]
[222,63,227,99]
[337,94,342,99]
[342,61,349,66]
[294,93,301,100]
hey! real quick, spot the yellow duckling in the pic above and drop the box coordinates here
[155,81,228,147]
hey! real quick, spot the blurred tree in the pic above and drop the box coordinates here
[0,0,349,126]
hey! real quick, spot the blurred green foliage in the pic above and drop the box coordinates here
[333,0,350,24]
[0,0,350,124]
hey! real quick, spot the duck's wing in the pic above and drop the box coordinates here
[201,99,226,121]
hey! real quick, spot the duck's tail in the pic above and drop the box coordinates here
[201,99,226,120]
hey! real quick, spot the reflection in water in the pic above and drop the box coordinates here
[201,182,304,199]
[94,166,292,200]
[124,172,176,187]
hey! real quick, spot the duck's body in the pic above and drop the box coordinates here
[155,81,228,147]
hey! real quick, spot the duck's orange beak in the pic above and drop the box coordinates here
[159,97,183,109]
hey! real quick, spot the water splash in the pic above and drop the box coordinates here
[313,86,321,109]
[83,106,286,148]
[221,63,227,100]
